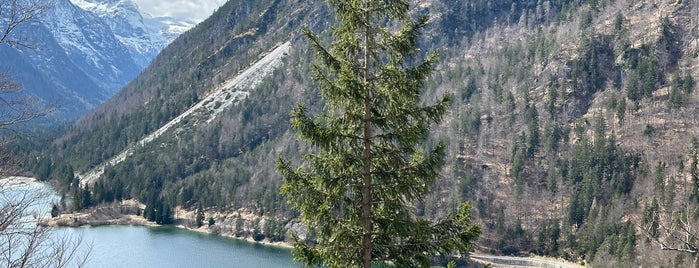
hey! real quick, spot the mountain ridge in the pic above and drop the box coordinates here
[1,0,191,121]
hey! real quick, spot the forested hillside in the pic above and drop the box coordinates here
[31,0,699,266]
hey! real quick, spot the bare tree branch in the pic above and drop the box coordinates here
[0,73,20,94]
[0,0,52,48]
[0,0,56,173]
[0,0,55,129]
[0,93,54,128]
[641,203,699,254]
[0,2,83,267]
[0,179,91,267]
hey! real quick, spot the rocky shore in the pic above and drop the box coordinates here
[0,176,38,186]
[39,200,294,249]
[40,212,157,228]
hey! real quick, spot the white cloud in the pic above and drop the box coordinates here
[132,0,227,22]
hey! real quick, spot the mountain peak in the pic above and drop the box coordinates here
[70,0,191,66]
[0,0,193,120]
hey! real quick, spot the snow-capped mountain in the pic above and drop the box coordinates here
[0,0,191,121]
[71,0,194,67]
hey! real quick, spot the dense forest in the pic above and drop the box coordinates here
[20,0,699,266]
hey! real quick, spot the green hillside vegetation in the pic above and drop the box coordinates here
[26,0,699,266]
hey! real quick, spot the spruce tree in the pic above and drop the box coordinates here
[196,204,205,228]
[277,0,480,267]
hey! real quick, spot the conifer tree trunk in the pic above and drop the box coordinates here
[361,3,373,266]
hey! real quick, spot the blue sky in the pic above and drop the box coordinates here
[131,0,227,22]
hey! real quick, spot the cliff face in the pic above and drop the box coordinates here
[44,1,699,266]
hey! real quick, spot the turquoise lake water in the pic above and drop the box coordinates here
[2,179,297,267]
[55,225,298,268]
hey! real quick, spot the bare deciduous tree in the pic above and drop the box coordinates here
[641,203,699,254]
[640,140,699,256]
[0,2,90,267]
[0,0,54,173]
[0,0,54,129]
[0,180,91,267]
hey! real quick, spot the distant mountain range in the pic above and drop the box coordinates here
[0,0,192,121]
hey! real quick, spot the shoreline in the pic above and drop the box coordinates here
[1,176,39,186]
[175,223,293,249]
[40,207,293,249]
[3,177,294,250]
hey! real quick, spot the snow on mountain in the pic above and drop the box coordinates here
[0,0,193,121]
[70,0,193,67]
[41,0,138,90]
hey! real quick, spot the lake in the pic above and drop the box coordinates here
[0,178,297,268]
[55,225,298,268]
